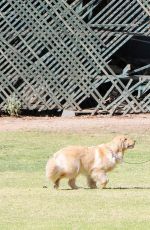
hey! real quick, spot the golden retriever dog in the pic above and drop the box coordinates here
[46,135,135,189]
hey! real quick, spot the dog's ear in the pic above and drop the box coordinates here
[112,135,128,150]
[118,136,127,150]
[121,137,127,149]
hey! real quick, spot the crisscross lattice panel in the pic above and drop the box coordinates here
[0,0,150,114]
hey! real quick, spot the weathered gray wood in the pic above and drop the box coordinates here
[0,0,149,114]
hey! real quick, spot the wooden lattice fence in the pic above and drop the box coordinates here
[0,0,150,114]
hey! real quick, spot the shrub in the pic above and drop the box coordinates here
[4,94,22,116]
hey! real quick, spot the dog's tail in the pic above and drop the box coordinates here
[46,158,60,182]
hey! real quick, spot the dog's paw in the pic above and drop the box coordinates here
[43,185,48,188]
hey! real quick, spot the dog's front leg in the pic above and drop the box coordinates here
[91,170,109,189]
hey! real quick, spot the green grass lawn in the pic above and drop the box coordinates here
[0,131,150,230]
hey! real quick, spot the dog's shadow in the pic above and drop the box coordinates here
[60,186,150,190]
[43,186,150,190]
[105,187,150,190]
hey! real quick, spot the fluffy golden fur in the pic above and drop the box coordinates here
[46,135,135,189]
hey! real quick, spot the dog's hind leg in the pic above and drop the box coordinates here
[87,175,97,189]
[53,178,60,189]
[46,159,62,189]
[68,178,79,189]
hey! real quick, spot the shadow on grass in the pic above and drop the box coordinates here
[43,186,150,190]
[105,187,150,190]
[60,187,150,190]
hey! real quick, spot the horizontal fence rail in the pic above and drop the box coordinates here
[0,0,150,114]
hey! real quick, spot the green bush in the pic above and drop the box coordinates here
[4,94,22,116]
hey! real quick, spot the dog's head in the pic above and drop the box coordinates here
[112,135,135,152]
[110,135,135,163]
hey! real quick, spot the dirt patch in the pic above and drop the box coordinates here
[0,114,150,134]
